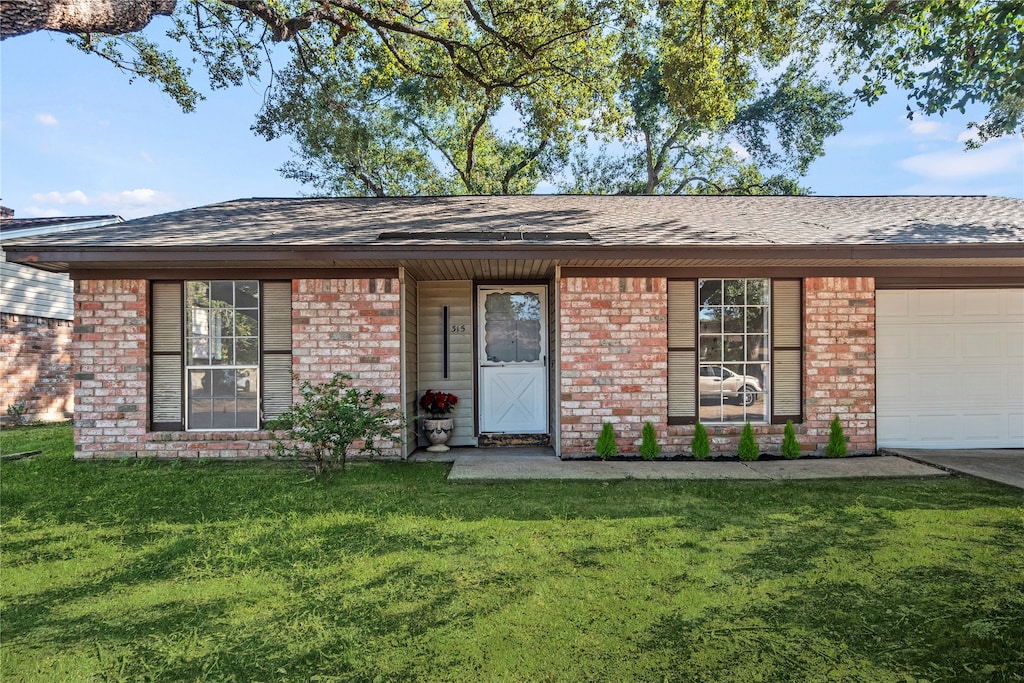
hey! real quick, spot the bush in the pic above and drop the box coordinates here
[826,415,848,458]
[691,422,710,460]
[270,373,403,475]
[595,422,617,460]
[781,420,801,459]
[6,400,28,426]
[738,422,759,461]
[639,421,661,460]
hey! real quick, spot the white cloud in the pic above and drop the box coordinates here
[24,188,178,218]
[956,129,982,145]
[30,190,89,205]
[907,119,944,136]
[35,113,59,126]
[727,141,750,160]
[898,139,1024,181]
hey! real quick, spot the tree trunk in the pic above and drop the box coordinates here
[1,0,176,40]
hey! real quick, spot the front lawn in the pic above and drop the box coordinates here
[2,423,1022,682]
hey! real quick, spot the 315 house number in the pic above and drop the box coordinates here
[450,324,467,334]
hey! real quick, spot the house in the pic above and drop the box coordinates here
[1,209,123,424]
[3,195,1022,458]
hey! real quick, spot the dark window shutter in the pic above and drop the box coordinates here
[771,279,802,423]
[667,279,697,424]
[151,281,184,430]
[261,281,292,424]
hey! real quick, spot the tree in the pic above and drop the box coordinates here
[1,0,175,39]
[829,0,1024,145]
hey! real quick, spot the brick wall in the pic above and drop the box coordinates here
[293,277,403,457]
[73,279,149,458]
[73,277,404,460]
[802,276,876,454]
[562,276,877,457]
[0,313,74,423]
[559,277,668,455]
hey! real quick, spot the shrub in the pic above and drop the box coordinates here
[639,422,661,460]
[270,373,403,475]
[6,400,28,426]
[595,422,617,460]
[690,422,710,460]
[781,420,801,459]
[738,422,759,461]
[826,415,848,458]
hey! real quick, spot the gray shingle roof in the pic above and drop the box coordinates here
[4,195,1023,248]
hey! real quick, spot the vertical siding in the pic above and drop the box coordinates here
[417,280,476,446]
[402,270,419,456]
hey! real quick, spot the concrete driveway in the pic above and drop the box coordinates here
[886,449,1024,491]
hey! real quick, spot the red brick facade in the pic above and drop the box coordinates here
[1,313,74,423]
[70,274,876,460]
[802,277,876,454]
[561,276,877,456]
[559,277,669,455]
[72,277,403,460]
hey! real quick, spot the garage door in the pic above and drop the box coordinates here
[877,289,1024,449]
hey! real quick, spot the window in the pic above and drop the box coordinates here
[698,278,768,422]
[668,278,801,425]
[151,280,292,431]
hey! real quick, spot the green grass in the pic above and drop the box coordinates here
[2,423,1022,682]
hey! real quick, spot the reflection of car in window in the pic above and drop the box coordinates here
[699,366,763,406]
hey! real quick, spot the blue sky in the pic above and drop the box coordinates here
[2,25,1022,219]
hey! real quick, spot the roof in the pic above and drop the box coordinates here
[0,214,123,240]
[3,196,1022,280]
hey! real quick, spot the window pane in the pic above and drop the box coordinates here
[211,281,234,306]
[746,279,767,303]
[722,280,746,306]
[699,279,722,307]
[484,292,542,363]
[236,308,258,336]
[236,337,258,365]
[723,306,745,333]
[723,335,745,362]
[699,307,721,334]
[747,307,766,333]
[699,336,722,362]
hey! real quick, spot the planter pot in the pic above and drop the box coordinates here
[423,418,454,452]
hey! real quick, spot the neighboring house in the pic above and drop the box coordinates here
[3,195,1022,458]
[1,210,123,423]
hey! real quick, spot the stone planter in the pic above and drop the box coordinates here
[423,418,454,452]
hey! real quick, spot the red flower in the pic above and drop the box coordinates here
[420,390,459,417]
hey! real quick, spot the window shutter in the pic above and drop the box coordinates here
[151,281,183,430]
[667,280,697,424]
[261,281,292,424]
[771,279,802,423]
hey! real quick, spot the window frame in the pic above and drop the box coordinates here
[668,278,802,426]
[150,279,292,432]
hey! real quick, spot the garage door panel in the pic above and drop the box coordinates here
[877,289,1024,449]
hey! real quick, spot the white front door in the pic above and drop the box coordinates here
[478,286,548,433]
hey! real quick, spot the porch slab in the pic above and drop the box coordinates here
[431,451,950,482]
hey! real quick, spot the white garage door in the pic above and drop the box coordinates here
[877,289,1024,449]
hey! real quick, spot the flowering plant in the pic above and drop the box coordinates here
[420,390,458,418]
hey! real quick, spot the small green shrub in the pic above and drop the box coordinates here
[270,373,403,475]
[826,415,848,458]
[595,422,617,460]
[639,422,660,460]
[781,420,801,459]
[738,422,759,461]
[690,422,710,460]
[6,400,28,426]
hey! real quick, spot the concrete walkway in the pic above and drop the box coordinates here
[413,448,949,482]
[884,449,1024,491]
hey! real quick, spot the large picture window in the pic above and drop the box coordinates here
[668,278,801,425]
[698,278,768,423]
[185,280,260,429]
[151,280,292,432]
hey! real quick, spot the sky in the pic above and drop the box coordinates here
[1,25,1022,220]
